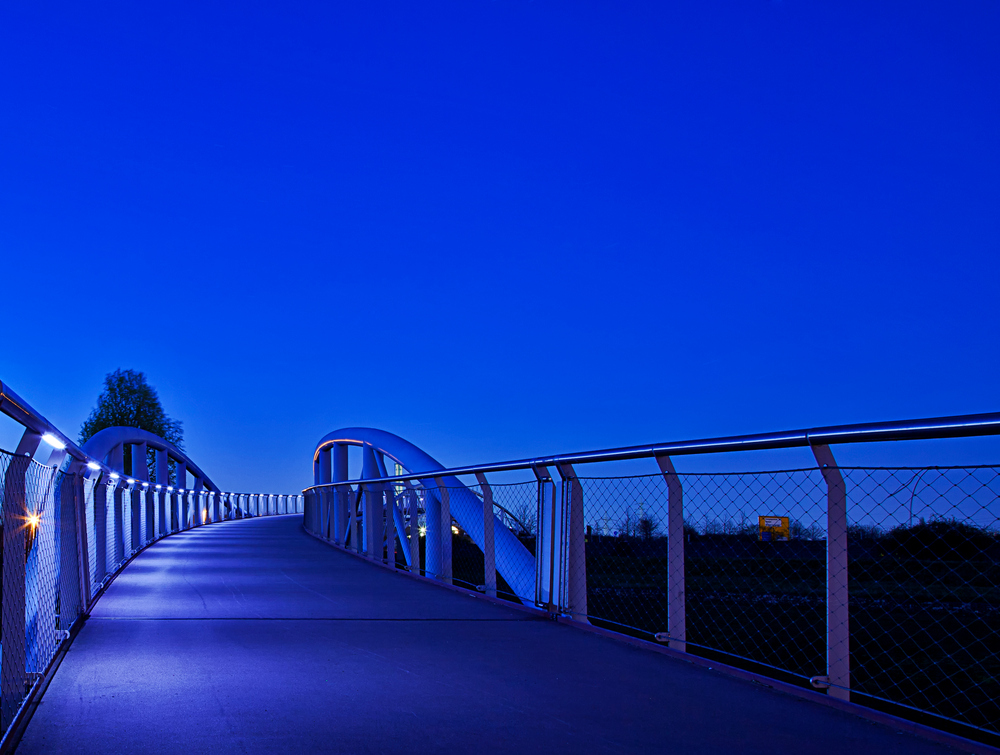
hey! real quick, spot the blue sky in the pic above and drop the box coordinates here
[1,1,998,492]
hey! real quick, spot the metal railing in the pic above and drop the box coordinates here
[0,380,303,750]
[302,414,1000,743]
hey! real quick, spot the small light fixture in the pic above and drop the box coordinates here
[127,478,135,485]
[142,482,149,487]
[87,461,101,471]
[28,514,40,529]
[155,484,162,489]
[167,486,174,492]
[41,433,66,449]
[110,472,120,480]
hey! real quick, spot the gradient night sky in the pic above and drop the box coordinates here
[2,1,998,492]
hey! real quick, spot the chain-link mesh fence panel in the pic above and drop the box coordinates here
[25,464,59,680]
[580,469,826,681]
[683,469,827,681]
[488,482,537,605]
[441,483,486,593]
[842,466,999,734]
[399,486,424,575]
[103,481,116,583]
[574,466,999,738]
[0,450,60,731]
[55,471,83,632]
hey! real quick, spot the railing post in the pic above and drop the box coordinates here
[176,460,187,498]
[145,485,155,541]
[363,484,377,558]
[319,447,332,535]
[812,443,850,702]
[192,478,203,525]
[533,466,557,611]
[156,449,168,536]
[132,442,149,547]
[385,484,396,567]
[655,454,686,653]
[333,444,348,545]
[474,473,496,598]
[112,479,125,566]
[130,483,143,552]
[168,486,178,532]
[2,430,41,730]
[349,487,360,552]
[434,478,452,584]
[361,445,383,559]
[155,486,165,537]
[408,484,420,575]
[555,464,587,621]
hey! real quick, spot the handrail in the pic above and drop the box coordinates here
[0,380,157,479]
[304,411,1000,490]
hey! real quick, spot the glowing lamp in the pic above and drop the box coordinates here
[41,433,66,449]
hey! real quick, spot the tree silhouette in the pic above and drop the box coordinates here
[79,369,183,477]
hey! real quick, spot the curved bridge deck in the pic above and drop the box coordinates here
[20,516,954,754]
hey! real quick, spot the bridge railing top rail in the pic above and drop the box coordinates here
[304,411,1000,491]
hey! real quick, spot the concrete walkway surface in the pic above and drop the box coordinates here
[17,515,967,754]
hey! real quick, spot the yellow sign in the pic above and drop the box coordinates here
[758,516,790,542]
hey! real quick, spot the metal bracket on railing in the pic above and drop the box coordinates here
[555,463,587,623]
[654,453,686,653]
[474,472,497,598]
[811,444,849,703]
[532,466,558,613]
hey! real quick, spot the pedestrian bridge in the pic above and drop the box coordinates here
[0,379,997,753]
[12,515,963,754]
